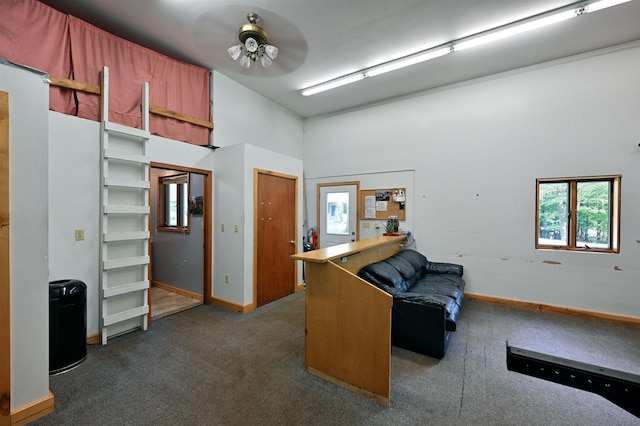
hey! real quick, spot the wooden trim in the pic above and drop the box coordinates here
[292,235,405,264]
[203,170,213,305]
[210,296,255,313]
[86,333,101,345]
[152,281,204,302]
[149,105,214,129]
[0,91,10,425]
[149,163,213,307]
[157,171,190,233]
[253,169,298,309]
[295,282,305,292]
[535,175,621,253]
[304,257,392,406]
[10,391,54,426]
[152,163,210,175]
[465,292,640,328]
[316,181,360,248]
[49,76,101,94]
[253,170,259,308]
[307,366,390,407]
[49,76,214,129]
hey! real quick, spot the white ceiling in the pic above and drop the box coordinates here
[39,0,640,118]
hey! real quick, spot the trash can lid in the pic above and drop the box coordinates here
[49,279,86,298]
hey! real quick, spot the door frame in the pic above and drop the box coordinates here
[150,162,213,315]
[0,90,11,425]
[253,168,298,307]
[316,181,360,248]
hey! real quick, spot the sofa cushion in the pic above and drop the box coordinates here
[410,279,463,302]
[358,260,409,293]
[395,249,428,275]
[426,261,464,276]
[395,292,460,331]
[383,256,419,287]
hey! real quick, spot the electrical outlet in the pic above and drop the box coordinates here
[234,224,239,233]
[74,229,85,241]
[224,274,230,284]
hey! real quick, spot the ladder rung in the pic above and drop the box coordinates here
[105,149,150,164]
[103,305,149,327]
[103,280,149,297]
[103,205,150,214]
[104,177,150,189]
[104,231,150,242]
[103,255,149,270]
[104,121,150,139]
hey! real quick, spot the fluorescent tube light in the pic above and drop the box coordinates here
[365,47,451,77]
[455,9,577,51]
[299,0,633,96]
[587,0,632,12]
[301,73,365,96]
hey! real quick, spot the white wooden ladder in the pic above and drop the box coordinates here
[100,66,151,344]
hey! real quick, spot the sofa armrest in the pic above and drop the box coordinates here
[426,261,463,276]
[392,296,448,358]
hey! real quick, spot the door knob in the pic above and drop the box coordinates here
[290,240,295,245]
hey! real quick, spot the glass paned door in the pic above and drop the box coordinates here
[319,184,358,248]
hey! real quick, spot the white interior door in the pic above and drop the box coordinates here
[319,184,358,248]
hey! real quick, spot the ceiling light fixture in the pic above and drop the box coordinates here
[300,0,632,96]
[228,12,278,69]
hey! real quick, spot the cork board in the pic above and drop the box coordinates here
[359,188,406,221]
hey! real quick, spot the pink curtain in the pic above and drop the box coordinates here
[0,1,210,145]
[0,0,73,113]
[69,17,210,145]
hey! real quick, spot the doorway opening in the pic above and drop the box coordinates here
[150,162,212,321]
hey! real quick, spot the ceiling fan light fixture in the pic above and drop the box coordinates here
[227,44,242,60]
[228,13,278,69]
[265,45,279,60]
[260,54,272,67]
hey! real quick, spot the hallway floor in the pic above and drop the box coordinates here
[150,286,202,320]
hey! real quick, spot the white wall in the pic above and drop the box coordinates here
[1,61,50,410]
[48,113,216,336]
[243,144,304,304]
[212,143,245,304]
[305,169,415,241]
[47,70,305,330]
[49,113,100,335]
[303,44,640,317]
[212,71,303,158]
[212,71,305,307]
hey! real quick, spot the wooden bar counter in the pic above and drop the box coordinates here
[291,235,406,406]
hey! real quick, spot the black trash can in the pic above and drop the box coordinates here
[49,279,87,375]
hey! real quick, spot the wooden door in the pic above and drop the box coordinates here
[255,170,297,307]
[0,91,11,425]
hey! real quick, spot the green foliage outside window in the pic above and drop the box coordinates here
[536,176,619,252]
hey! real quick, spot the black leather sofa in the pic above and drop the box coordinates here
[357,249,465,359]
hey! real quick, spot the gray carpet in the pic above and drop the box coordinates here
[34,291,640,425]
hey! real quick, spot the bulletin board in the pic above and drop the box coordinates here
[359,188,406,221]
